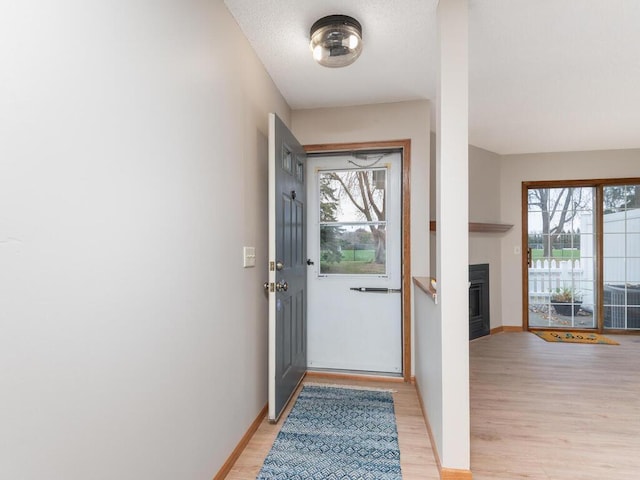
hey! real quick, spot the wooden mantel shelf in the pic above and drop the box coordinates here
[429,221,513,233]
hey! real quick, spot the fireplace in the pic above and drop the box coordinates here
[469,264,490,340]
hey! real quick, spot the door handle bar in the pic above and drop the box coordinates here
[350,287,402,294]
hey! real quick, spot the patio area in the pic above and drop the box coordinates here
[529,303,595,328]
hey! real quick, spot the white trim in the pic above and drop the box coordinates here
[267,113,276,421]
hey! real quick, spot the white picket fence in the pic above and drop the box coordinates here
[528,209,640,308]
[528,259,584,304]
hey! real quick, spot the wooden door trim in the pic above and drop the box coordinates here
[304,139,412,383]
[521,183,530,330]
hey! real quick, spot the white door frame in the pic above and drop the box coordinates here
[303,139,412,382]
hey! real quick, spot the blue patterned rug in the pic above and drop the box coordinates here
[257,385,402,480]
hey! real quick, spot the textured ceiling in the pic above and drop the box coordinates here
[224,0,640,155]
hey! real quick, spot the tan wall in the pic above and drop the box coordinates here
[469,146,503,329]
[430,142,503,328]
[0,1,289,478]
[499,149,640,326]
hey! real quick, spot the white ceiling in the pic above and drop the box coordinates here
[224,0,640,155]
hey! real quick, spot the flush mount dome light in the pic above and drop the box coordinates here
[309,14,363,68]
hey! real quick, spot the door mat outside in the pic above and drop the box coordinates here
[257,384,402,480]
[533,331,619,345]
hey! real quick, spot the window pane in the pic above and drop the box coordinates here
[318,167,388,276]
[604,185,635,213]
[554,234,580,258]
[580,234,595,261]
[603,211,628,233]
[528,211,543,234]
[627,186,640,231]
[296,159,304,182]
[282,147,292,173]
[604,283,626,306]
[628,307,640,329]
[320,224,386,275]
[604,305,626,328]
[628,287,640,306]
[578,280,595,305]
[627,259,640,283]
[604,258,626,283]
[604,233,626,257]
[319,169,386,223]
[628,234,640,257]
[534,235,553,263]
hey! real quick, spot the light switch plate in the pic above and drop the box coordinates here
[243,247,256,268]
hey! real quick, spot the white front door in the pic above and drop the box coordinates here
[306,150,403,374]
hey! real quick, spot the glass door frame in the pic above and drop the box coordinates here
[522,177,640,334]
[522,180,599,332]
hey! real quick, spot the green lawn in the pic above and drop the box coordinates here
[320,260,385,275]
[336,249,375,262]
[320,249,385,274]
[531,248,581,260]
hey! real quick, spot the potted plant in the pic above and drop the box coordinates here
[550,287,582,316]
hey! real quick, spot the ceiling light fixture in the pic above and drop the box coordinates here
[309,14,363,68]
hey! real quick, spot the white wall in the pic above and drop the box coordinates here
[499,149,640,327]
[0,1,289,478]
[414,285,442,449]
[418,0,470,471]
[292,100,431,375]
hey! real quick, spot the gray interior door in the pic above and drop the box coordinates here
[267,113,307,422]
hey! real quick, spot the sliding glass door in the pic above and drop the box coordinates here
[603,184,640,330]
[526,186,596,329]
[524,180,640,331]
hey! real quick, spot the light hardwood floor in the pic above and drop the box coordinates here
[225,332,640,479]
[225,376,440,479]
[470,331,640,480]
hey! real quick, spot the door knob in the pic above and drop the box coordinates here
[275,280,288,292]
[276,261,284,271]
